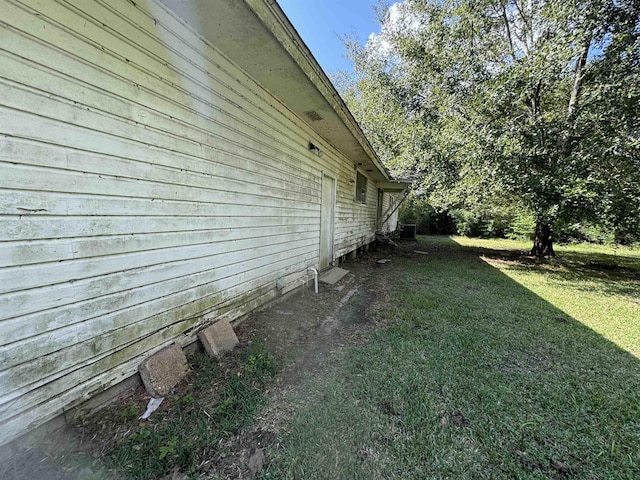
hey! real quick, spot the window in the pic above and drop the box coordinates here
[355,171,367,203]
[377,188,384,220]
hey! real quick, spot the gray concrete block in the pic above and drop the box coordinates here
[319,267,349,285]
[198,320,239,357]
[139,344,190,397]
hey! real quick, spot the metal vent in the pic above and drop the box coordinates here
[304,110,323,121]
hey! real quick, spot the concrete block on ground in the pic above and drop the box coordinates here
[139,343,190,397]
[198,320,239,357]
[319,267,350,285]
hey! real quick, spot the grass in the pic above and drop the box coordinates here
[106,341,278,479]
[261,236,640,479]
[1,341,279,480]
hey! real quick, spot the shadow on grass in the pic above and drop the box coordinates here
[416,235,640,299]
[267,235,640,479]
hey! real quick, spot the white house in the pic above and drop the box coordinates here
[0,0,408,446]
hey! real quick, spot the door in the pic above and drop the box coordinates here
[377,188,384,227]
[319,174,335,270]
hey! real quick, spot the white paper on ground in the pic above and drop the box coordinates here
[139,397,164,419]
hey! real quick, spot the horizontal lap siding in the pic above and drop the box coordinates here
[379,192,398,233]
[386,194,400,232]
[334,173,378,257]
[0,0,378,445]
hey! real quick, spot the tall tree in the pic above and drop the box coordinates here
[341,0,640,255]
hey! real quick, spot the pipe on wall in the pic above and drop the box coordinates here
[307,267,318,294]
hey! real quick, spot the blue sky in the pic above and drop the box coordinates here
[277,0,382,75]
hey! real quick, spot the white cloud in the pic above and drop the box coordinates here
[366,2,424,59]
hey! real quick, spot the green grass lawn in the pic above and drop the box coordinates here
[262,236,640,479]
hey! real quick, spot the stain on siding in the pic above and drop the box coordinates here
[0,0,381,446]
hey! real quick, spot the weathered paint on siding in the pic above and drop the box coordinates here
[388,196,400,232]
[0,0,383,445]
[380,193,400,233]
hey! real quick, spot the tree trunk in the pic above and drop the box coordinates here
[567,36,591,119]
[531,221,555,258]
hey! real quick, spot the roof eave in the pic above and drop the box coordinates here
[158,0,393,183]
[245,0,392,182]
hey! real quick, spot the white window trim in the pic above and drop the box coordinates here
[355,170,368,204]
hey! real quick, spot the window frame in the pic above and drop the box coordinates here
[355,170,368,204]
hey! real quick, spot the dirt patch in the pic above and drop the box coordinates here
[449,410,470,428]
[203,248,397,478]
[510,448,582,479]
[2,245,398,480]
[199,428,277,479]
[498,345,556,375]
[510,448,545,473]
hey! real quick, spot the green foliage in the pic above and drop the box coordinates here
[119,403,138,421]
[115,426,194,478]
[340,0,640,243]
[450,201,536,239]
[400,193,535,239]
[505,211,536,241]
[158,437,178,460]
[108,344,278,479]
[214,376,264,433]
[128,429,152,442]
[401,198,628,243]
[398,194,455,234]
[244,341,278,382]
[450,208,491,237]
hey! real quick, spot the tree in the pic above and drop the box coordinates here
[341,0,640,256]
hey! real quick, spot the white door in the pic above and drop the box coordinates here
[319,174,335,270]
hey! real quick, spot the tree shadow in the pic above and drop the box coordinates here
[386,235,640,477]
[413,236,639,300]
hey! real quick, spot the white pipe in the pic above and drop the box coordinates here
[307,267,318,294]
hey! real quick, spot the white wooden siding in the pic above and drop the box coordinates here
[379,193,399,233]
[388,194,400,232]
[0,0,381,445]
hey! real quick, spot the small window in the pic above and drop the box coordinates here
[355,171,367,203]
